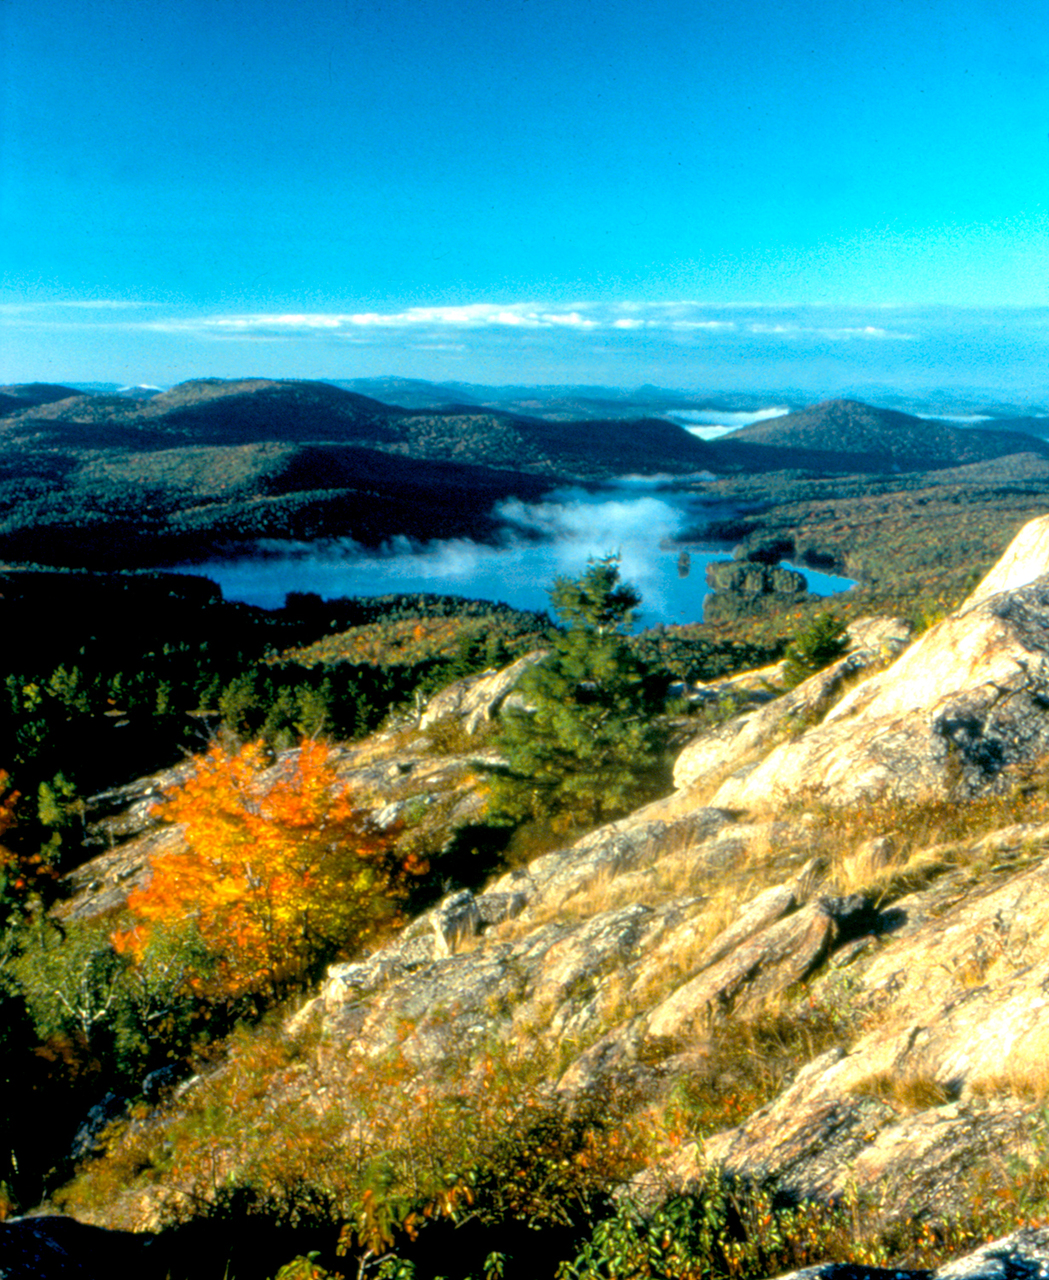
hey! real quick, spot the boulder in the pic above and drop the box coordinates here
[484,804,735,917]
[318,900,692,1068]
[417,650,547,735]
[429,889,481,957]
[645,897,837,1038]
[936,1228,1049,1280]
[756,1179,1049,1280]
[968,512,1049,604]
[0,1216,155,1279]
[655,826,1049,1221]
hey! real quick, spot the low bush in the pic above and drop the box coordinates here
[779,612,849,690]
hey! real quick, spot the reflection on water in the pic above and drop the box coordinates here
[171,487,854,628]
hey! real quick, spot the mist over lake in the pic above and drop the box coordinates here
[175,483,854,628]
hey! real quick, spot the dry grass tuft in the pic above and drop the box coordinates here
[969,1070,1049,1105]
[421,713,497,757]
[966,1023,1049,1104]
[796,764,1049,903]
[851,1071,957,1112]
[664,999,859,1138]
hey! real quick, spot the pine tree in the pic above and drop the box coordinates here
[493,555,669,829]
[780,611,849,689]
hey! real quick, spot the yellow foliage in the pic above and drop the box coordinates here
[114,739,413,998]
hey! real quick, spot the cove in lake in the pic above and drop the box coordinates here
[173,485,854,629]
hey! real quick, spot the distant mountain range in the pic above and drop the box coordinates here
[330,377,795,421]
[46,376,1049,427]
[3,378,1049,571]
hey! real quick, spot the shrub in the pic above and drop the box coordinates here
[780,613,849,689]
[114,739,417,1001]
[62,1030,650,1278]
[555,1176,886,1280]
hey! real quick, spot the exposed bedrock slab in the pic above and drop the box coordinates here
[712,575,1049,810]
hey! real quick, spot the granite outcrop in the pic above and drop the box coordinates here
[45,514,1049,1277]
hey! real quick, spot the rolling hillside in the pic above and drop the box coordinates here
[0,377,718,477]
[5,380,1049,575]
[716,398,1049,473]
[0,377,721,569]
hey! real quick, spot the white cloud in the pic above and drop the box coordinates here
[818,325,915,340]
[0,299,163,317]
[0,298,963,359]
[543,311,597,328]
[748,321,913,341]
[0,298,918,345]
[180,304,594,333]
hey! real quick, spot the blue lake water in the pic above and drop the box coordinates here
[174,485,854,629]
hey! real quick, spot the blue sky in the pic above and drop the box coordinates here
[1,0,1047,397]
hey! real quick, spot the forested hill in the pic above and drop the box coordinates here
[5,379,1049,572]
[0,377,722,570]
[0,377,717,478]
[715,397,1049,473]
[0,382,83,417]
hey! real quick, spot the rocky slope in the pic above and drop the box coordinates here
[20,514,1049,1277]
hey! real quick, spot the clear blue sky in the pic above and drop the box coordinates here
[1,0,1047,396]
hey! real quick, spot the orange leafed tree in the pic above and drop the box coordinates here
[115,739,412,999]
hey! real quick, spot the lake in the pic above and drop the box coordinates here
[173,484,854,628]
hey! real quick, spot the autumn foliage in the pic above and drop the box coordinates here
[115,739,412,998]
[0,771,17,865]
[0,771,57,907]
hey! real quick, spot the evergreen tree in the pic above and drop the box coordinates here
[493,555,670,829]
[780,611,849,689]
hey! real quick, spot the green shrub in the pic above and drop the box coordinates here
[556,1173,888,1280]
[10,913,213,1084]
[780,612,849,689]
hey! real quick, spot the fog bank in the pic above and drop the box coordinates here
[174,485,853,627]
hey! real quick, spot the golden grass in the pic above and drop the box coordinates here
[482,761,1049,1091]
[851,1071,956,1113]
[792,767,1049,903]
[495,810,808,940]
[421,712,497,756]
[965,1022,1049,1104]
[663,1000,859,1139]
[970,1071,1049,1106]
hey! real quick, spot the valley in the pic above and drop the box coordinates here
[7,377,1049,1279]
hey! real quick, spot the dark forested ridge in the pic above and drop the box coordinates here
[0,376,718,473]
[0,377,722,569]
[5,380,1049,574]
[716,397,1049,473]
